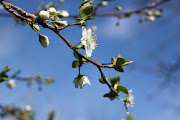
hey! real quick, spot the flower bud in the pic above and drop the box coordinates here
[47,7,57,15]
[25,105,32,112]
[146,16,155,21]
[154,10,161,17]
[57,10,69,18]
[38,10,50,21]
[39,34,49,48]
[100,1,107,6]
[115,6,122,11]
[55,20,68,26]
[7,80,16,89]
[33,24,40,31]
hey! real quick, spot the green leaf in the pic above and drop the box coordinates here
[117,86,128,94]
[99,77,108,84]
[109,75,120,87]
[1,66,11,75]
[0,76,10,82]
[111,57,116,64]
[82,54,91,64]
[79,0,94,21]
[44,78,54,85]
[48,110,55,120]
[121,61,134,66]
[73,52,79,60]
[116,57,126,66]
[114,66,124,72]
[103,92,116,101]
[72,60,80,68]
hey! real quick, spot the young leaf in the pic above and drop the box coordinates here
[73,52,79,60]
[117,86,128,94]
[99,77,108,84]
[79,0,94,21]
[111,57,116,65]
[121,61,134,66]
[109,75,120,87]
[1,66,11,75]
[114,66,124,72]
[72,60,80,68]
[48,110,55,120]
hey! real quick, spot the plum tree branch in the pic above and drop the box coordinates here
[0,0,114,91]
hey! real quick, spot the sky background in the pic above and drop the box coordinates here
[0,0,180,120]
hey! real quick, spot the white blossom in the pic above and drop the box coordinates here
[146,16,155,21]
[57,10,69,18]
[7,80,16,89]
[81,26,97,57]
[55,20,68,26]
[25,105,32,112]
[100,1,108,6]
[124,89,135,114]
[38,10,50,21]
[39,34,49,48]
[73,75,91,89]
[47,7,56,15]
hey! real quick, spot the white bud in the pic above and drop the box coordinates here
[100,1,107,6]
[55,20,68,26]
[115,6,122,11]
[146,16,155,21]
[7,80,16,89]
[47,7,56,15]
[38,10,50,21]
[39,34,49,48]
[25,105,32,112]
[57,10,69,18]
[90,26,97,32]
[33,24,40,31]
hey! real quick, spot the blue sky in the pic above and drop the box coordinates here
[0,0,180,120]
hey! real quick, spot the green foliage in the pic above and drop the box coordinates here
[78,0,95,22]
[48,110,55,120]
[109,75,120,87]
[72,60,80,68]
[117,86,128,94]
[99,77,108,84]
[111,54,133,72]
[72,53,91,68]
[0,66,11,82]
[44,78,54,85]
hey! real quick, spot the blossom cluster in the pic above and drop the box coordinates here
[37,7,69,48]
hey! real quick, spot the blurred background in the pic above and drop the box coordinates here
[0,0,180,119]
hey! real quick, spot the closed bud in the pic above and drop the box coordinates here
[38,10,50,21]
[115,6,122,11]
[154,10,161,17]
[47,7,57,15]
[7,80,16,89]
[39,34,49,48]
[33,24,40,31]
[55,20,68,26]
[100,1,107,6]
[57,10,69,18]
[146,16,155,21]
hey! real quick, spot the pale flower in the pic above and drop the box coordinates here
[55,20,68,26]
[100,1,108,6]
[73,75,91,89]
[57,10,69,18]
[47,7,57,15]
[38,10,50,21]
[81,26,97,57]
[39,34,49,48]
[124,89,135,114]
[7,80,16,89]
[25,105,32,112]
